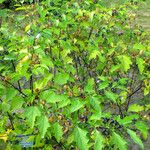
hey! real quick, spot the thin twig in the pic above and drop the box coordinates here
[0,75,27,97]
[11,60,22,92]
[116,103,124,118]
[88,27,93,40]
[30,75,33,94]
[126,82,143,111]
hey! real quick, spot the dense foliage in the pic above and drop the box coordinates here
[0,0,149,149]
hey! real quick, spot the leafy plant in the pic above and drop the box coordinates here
[0,0,149,149]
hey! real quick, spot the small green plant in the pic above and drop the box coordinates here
[0,0,149,149]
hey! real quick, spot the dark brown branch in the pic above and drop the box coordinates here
[117,103,124,118]
[11,60,22,92]
[88,27,93,40]
[30,75,33,94]
[0,75,27,97]
[126,83,143,111]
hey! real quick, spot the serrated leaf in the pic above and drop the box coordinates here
[128,104,144,112]
[70,99,84,113]
[40,57,54,68]
[54,73,69,85]
[98,81,109,90]
[85,78,95,93]
[112,132,127,150]
[53,122,63,142]
[67,133,74,145]
[90,96,101,111]
[117,114,139,125]
[89,50,101,60]
[98,76,108,81]
[58,98,70,108]
[35,74,53,90]
[24,106,41,128]
[40,90,65,103]
[6,88,17,101]
[118,78,128,85]
[105,91,118,102]
[135,121,149,139]
[37,116,50,138]
[136,58,145,74]
[90,111,101,121]
[127,129,144,150]
[74,127,89,150]
[110,65,120,73]
[11,97,24,111]
[118,55,132,72]
[94,130,104,150]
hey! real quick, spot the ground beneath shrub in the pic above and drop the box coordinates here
[136,0,150,32]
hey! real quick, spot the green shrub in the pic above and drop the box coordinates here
[0,0,149,149]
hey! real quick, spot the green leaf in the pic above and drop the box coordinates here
[89,96,101,111]
[127,129,144,150]
[135,121,149,139]
[70,99,85,113]
[74,127,89,150]
[6,88,17,101]
[111,132,127,150]
[133,44,145,50]
[58,98,70,109]
[24,106,41,128]
[110,65,120,73]
[37,116,50,138]
[11,97,24,111]
[105,91,118,102]
[136,58,145,74]
[118,55,132,72]
[89,11,95,22]
[89,50,101,60]
[0,0,5,4]
[128,104,144,112]
[35,74,53,90]
[98,81,109,90]
[25,24,30,32]
[117,114,139,125]
[40,90,66,103]
[94,130,104,150]
[90,111,101,121]
[54,73,69,85]
[53,122,63,142]
[118,78,128,85]
[40,57,54,68]
[85,78,95,93]
[119,91,127,104]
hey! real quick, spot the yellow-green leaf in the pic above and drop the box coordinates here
[89,50,101,60]
[111,132,127,150]
[74,127,89,150]
[25,24,30,32]
[136,58,145,74]
[24,106,41,128]
[118,55,132,72]
[94,130,104,150]
[128,104,144,112]
[53,122,63,142]
[37,116,50,138]
[127,129,144,150]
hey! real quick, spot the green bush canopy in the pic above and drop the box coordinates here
[0,0,149,149]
